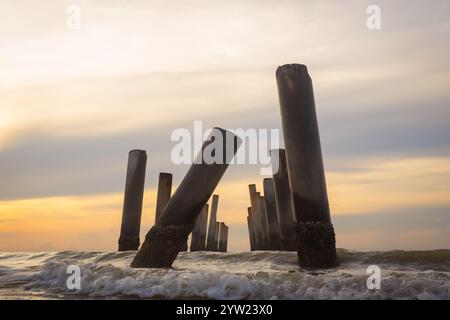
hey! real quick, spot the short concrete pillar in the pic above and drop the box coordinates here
[206,195,219,251]
[118,150,147,251]
[247,209,256,251]
[263,178,282,250]
[131,128,241,268]
[155,173,172,223]
[213,221,220,251]
[248,185,265,250]
[199,204,209,250]
[258,195,270,250]
[190,204,208,251]
[276,64,337,268]
[218,223,228,252]
[270,149,296,251]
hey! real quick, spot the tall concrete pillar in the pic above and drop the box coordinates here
[190,204,208,251]
[270,149,296,251]
[248,185,264,250]
[263,178,282,250]
[218,223,228,252]
[276,63,337,268]
[118,150,147,251]
[206,195,219,251]
[247,210,256,251]
[155,173,172,223]
[213,221,220,252]
[131,128,241,268]
[259,195,270,250]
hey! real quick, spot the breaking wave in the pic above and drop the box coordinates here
[0,249,449,299]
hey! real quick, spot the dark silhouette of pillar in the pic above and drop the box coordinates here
[218,223,228,252]
[276,63,337,268]
[118,150,147,251]
[263,178,282,250]
[155,173,172,223]
[270,149,297,251]
[131,128,241,268]
[206,195,219,251]
[190,204,208,251]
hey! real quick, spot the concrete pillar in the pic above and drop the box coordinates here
[199,204,209,250]
[206,195,219,251]
[247,209,256,251]
[263,178,282,250]
[276,63,337,268]
[131,128,241,268]
[248,185,264,250]
[258,195,270,250]
[218,223,228,252]
[213,221,220,252]
[270,149,297,251]
[118,150,147,251]
[190,204,208,251]
[155,173,172,223]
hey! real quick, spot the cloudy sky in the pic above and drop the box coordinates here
[1,0,449,252]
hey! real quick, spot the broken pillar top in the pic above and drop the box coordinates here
[276,63,310,79]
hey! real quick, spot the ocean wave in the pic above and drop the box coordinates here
[0,250,449,299]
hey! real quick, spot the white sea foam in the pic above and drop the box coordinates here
[0,250,449,299]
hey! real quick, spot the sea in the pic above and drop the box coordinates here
[0,249,449,300]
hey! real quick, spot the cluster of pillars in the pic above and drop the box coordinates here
[191,195,229,252]
[247,149,296,251]
[118,63,337,269]
[118,128,240,268]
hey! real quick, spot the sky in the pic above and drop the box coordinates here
[1,0,450,252]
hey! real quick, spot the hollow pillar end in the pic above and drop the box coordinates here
[130,224,192,268]
[295,221,338,268]
[118,236,140,251]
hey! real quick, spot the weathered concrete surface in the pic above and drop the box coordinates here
[206,195,219,251]
[263,178,282,250]
[276,64,337,268]
[131,128,241,267]
[118,150,147,251]
[270,149,296,251]
[155,173,172,223]
[213,221,220,251]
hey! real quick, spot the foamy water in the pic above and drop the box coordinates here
[0,249,449,300]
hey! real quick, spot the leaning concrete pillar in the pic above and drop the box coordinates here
[118,150,147,251]
[131,128,241,268]
[276,64,337,268]
[218,223,228,252]
[270,149,296,251]
[263,178,282,250]
[248,185,265,249]
[190,204,208,251]
[154,172,172,223]
[206,195,219,251]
